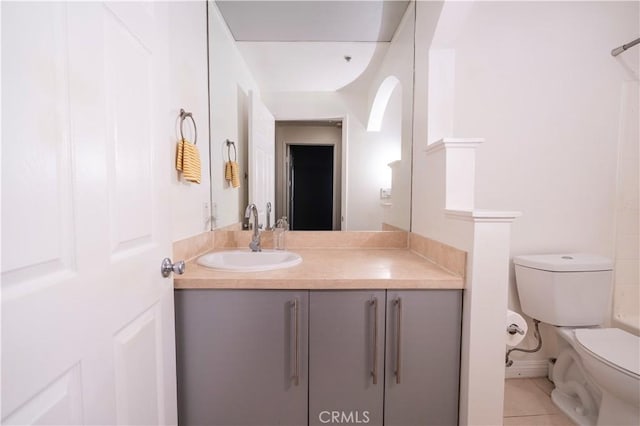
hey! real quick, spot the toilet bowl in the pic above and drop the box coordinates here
[513,253,640,426]
[550,328,600,425]
[551,327,640,425]
[573,328,640,426]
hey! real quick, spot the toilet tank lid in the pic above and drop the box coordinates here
[574,328,640,376]
[513,253,613,272]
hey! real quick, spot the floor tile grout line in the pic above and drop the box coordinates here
[504,413,562,418]
[504,378,576,425]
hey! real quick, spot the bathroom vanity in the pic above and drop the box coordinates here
[173,247,464,426]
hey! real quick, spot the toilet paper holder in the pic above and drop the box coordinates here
[506,319,542,367]
[507,323,526,335]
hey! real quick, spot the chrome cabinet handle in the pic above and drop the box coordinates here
[291,298,300,386]
[161,258,185,277]
[370,298,378,385]
[394,297,402,384]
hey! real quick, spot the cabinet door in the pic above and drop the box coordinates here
[174,290,308,426]
[309,291,385,426]
[384,290,462,426]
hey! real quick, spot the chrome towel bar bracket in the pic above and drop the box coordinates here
[226,139,237,162]
[179,108,197,145]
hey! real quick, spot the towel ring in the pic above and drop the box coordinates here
[179,109,197,145]
[226,139,237,162]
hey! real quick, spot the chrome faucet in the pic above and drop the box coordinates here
[244,203,261,252]
[266,202,272,230]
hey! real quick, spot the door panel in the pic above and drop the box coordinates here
[174,290,308,426]
[289,145,334,230]
[104,8,155,253]
[384,290,462,426]
[1,364,83,426]
[309,291,385,426]
[113,304,163,426]
[0,1,76,296]
[1,2,176,424]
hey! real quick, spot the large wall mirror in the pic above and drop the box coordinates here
[208,0,414,231]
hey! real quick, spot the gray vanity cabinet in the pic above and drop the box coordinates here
[174,290,309,426]
[384,290,462,426]
[308,291,386,426]
[174,289,462,426]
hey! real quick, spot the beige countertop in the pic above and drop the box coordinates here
[174,248,464,290]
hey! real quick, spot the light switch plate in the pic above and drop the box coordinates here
[380,188,392,199]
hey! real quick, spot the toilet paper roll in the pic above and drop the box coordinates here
[506,309,528,347]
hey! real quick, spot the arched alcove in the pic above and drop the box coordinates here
[366,75,401,132]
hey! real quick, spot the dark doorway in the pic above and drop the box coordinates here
[289,145,334,230]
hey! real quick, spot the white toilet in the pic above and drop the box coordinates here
[514,253,640,426]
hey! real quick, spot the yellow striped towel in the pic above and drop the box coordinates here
[176,139,201,184]
[176,139,185,171]
[224,161,232,182]
[230,161,240,188]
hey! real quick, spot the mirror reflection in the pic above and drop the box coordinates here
[208,0,414,231]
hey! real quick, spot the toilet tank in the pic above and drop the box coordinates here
[513,254,613,326]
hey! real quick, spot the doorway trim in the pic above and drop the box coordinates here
[274,116,348,230]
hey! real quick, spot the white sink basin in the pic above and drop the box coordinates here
[197,249,302,272]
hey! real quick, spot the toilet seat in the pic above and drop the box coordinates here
[574,328,640,378]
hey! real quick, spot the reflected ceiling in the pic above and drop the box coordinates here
[215,0,411,92]
[216,1,411,42]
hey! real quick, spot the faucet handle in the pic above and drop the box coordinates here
[265,202,272,230]
[277,216,289,230]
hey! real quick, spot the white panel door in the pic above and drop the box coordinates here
[1,2,176,425]
[248,90,276,227]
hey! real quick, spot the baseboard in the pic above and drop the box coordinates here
[505,359,549,378]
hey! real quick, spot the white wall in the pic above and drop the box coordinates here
[378,88,405,228]
[411,1,639,423]
[169,1,211,241]
[412,0,452,242]
[451,0,639,349]
[208,1,260,229]
[411,0,480,250]
[413,0,640,368]
[365,3,415,231]
[455,1,636,255]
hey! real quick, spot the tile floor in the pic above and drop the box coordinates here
[503,378,576,425]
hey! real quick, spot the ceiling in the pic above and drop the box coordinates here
[216,1,411,42]
[214,0,411,92]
